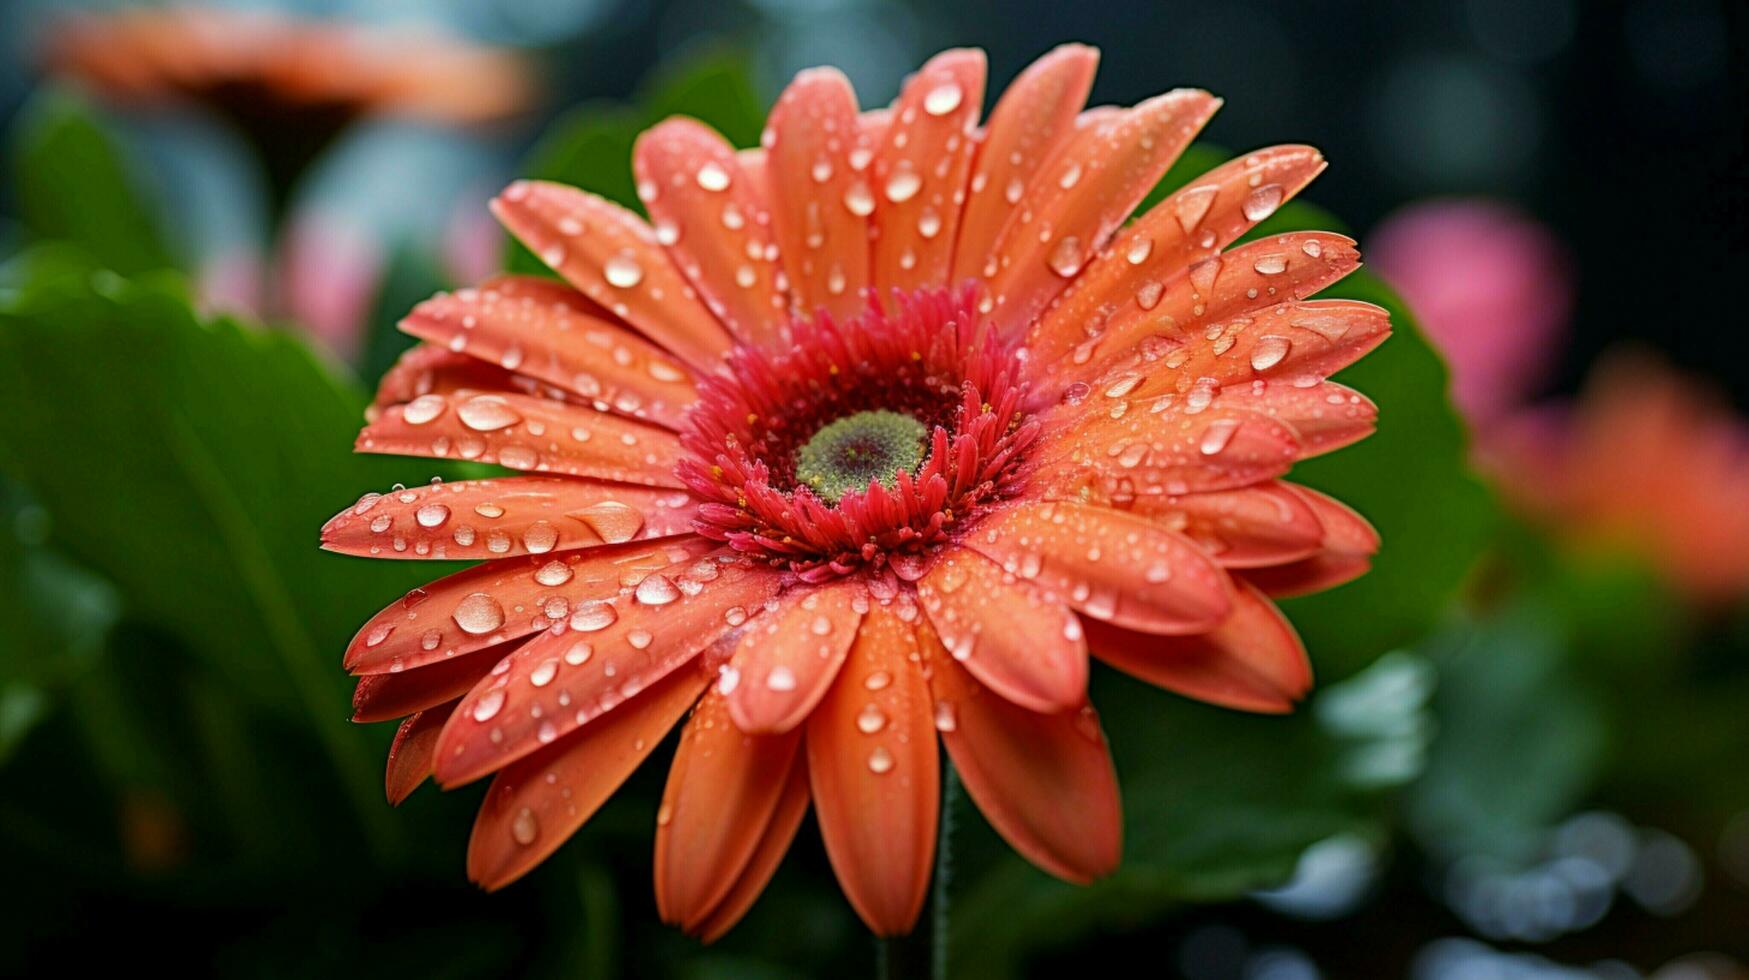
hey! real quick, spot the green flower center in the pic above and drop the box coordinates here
[794,410,928,504]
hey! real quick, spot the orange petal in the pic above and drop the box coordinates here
[765,67,874,321]
[434,559,783,787]
[344,537,715,674]
[491,180,732,369]
[385,700,456,805]
[917,548,1087,713]
[722,578,867,733]
[920,624,1121,882]
[1130,481,1325,568]
[966,500,1233,634]
[352,646,499,723]
[654,689,803,930]
[635,118,790,347]
[691,748,812,942]
[1087,581,1311,713]
[807,605,938,936]
[1031,393,1302,498]
[984,89,1220,329]
[869,49,985,296]
[356,389,684,487]
[1038,144,1328,358]
[1031,232,1361,371]
[1241,486,1378,597]
[372,343,522,417]
[400,275,699,428]
[1212,379,1378,457]
[466,666,707,890]
[952,44,1099,281]
[321,476,696,561]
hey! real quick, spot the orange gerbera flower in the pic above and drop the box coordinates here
[1486,353,1749,605]
[41,6,532,128]
[323,46,1388,938]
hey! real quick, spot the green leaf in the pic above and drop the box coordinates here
[946,654,1435,977]
[9,90,177,275]
[0,254,464,855]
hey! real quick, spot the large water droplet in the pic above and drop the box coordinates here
[635,574,680,606]
[604,252,644,288]
[511,806,539,844]
[923,82,963,116]
[453,593,506,635]
[458,396,521,432]
[472,688,506,722]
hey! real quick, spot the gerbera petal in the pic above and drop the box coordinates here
[352,646,498,723]
[722,578,868,733]
[344,538,716,675]
[400,275,699,428]
[984,89,1220,329]
[1032,231,1361,371]
[1212,379,1378,457]
[966,500,1233,634]
[635,118,791,347]
[869,48,985,296]
[490,180,733,369]
[372,343,523,418]
[322,477,696,562]
[1038,144,1327,354]
[920,626,1121,882]
[1086,581,1311,713]
[654,689,804,930]
[952,43,1099,281]
[1031,397,1302,498]
[807,605,939,936]
[1131,481,1326,568]
[690,750,812,942]
[917,548,1088,714]
[1241,486,1379,597]
[384,701,455,805]
[356,389,685,487]
[466,666,707,891]
[766,67,874,321]
[434,560,783,787]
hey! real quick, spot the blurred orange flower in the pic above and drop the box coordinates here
[323,45,1389,938]
[1487,353,1749,605]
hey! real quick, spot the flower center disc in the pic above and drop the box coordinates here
[794,410,927,504]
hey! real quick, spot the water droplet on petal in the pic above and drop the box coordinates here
[923,82,962,116]
[415,503,450,528]
[570,602,617,632]
[403,394,447,425]
[696,162,731,191]
[867,746,894,774]
[604,252,644,288]
[635,574,680,606]
[535,560,573,587]
[457,396,521,432]
[453,593,506,635]
[472,688,506,722]
[511,806,539,844]
[1250,335,1292,372]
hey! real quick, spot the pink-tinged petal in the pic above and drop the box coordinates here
[920,625,1121,883]
[984,90,1220,329]
[952,44,1099,281]
[1039,145,1328,357]
[869,49,986,296]
[344,538,716,674]
[490,180,732,369]
[635,118,790,347]
[322,476,696,561]
[966,500,1233,634]
[1129,482,1325,568]
[1031,394,1302,499]
[1032,232,1362,372]
[467,666,707,890]
[655,689,804,931]
[372,343,523,419]
[917,548,1087,714]
[434,560,783,786]
[1241,486,1379,597]
[355,389,684,487]
[807,605,938,937]
[1210,379,1378,457]
[352,646,499,723]
[765,67,874,321]
[385,701,455,805]
[400,276,699,428]
[690,749,811,942]
[722,578,867,733]
[1086,581,1311,713]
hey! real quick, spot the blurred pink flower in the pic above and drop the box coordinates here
[278,210,382,359]
[1486,353,1749,605]
[1370,199,1572,428]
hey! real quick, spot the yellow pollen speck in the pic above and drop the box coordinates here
[711,465,724,477]
[746,413,759,425]
[829,363,840,375]
[910,351,922,361]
